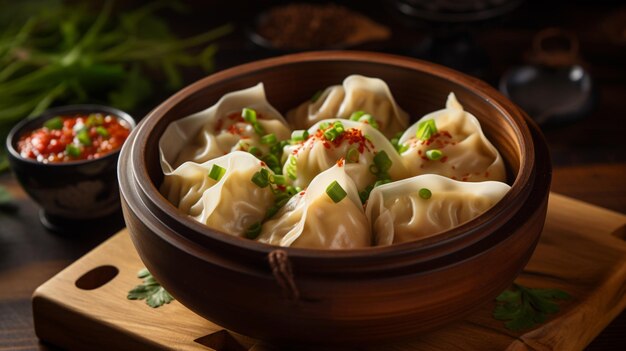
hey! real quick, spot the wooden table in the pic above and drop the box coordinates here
[1,1,625,350]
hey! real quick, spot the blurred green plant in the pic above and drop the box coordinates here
[0,0,232,172]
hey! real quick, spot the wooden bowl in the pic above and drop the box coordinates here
[118,51,551,345]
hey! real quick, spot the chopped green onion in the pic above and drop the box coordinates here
[397,144,409,154]
[208,164,226,181]
[416,119,437,141]
[359,184,375,204]
[95,126,110,138]
[248,146,262,157]
[346,148,359,163]
[262,154,279,169]
[65,144,81,157]
[349,111,366,121]
[253,123,265,136]
[426,149,443,161]
[419,188,432,200]
[244,222,262,239]
[310,89,323,102]
[271,174,286,185]
[373,151,392,173]
[374,179,391,188]
[286,164,297,180]
[333,121,345,134]
[325,180,347,203]
[261,133,277,145]
[242,108,257,123]
[266,205,279,219]
[286,185,300,195]
[359,114,379,129]
[86,113,104,126]
[251,168,270,188]
[323,128,340,141]
[44,117,63,130]
[319,121,330,130]
[291,130,309,142]
[77,129,92,146]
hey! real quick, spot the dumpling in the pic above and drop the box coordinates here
[283,119,408,194]
[286,75,409,138]
[365,174,510,245]
[257,163,371,249]
[160,151,275,237]
[398,93,506,182]
[159,83,290,172]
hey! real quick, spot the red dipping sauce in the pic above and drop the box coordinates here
[17,113,131,163]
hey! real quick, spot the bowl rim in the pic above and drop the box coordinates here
[6,104,136,167]
[124,50,537,260]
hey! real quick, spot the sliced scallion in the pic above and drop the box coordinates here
[65,144,81,157]
[333,121,345,134]
[95,126,110,138]
[359,114,379,129]
[253,123,265,136]
[323,128,339,141]
[244,222,262,239]
[373,150,392,173]
[419,188,432,200]
[241,108,257,123]
[319,121,330,130]
[261,133,277,145]
[251,168,270,188]
[272,174,286,185]
[416,119,437,141]
[349,111,366,121]
[248,146,262,157]
[291,130,309,142]
[44,117,63,130]
[374,179,391,188]
[77,129,92,146]
[208,164,226,181]
[426,149,443,161]
[326,180,347,203]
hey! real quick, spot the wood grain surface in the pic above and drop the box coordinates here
[30,193,626,351]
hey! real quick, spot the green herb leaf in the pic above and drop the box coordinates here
[127,268,174,308]
[44,116,63,130]
[416,119,437,141]
[493,283,570,331]
[326,180,347,203]
[208,164,226,181]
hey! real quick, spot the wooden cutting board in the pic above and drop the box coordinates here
[32,193,626,351]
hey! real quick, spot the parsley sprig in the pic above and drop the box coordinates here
[127,268,174,308]
[493,283,570,331]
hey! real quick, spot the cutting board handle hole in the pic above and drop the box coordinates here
[194,330,248,351]
[75,265,119,290]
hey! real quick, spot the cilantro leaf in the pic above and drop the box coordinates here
[493,283,570,331]
[127,268,174,308]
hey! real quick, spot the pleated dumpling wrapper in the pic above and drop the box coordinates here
[366,174,510,245]
[160,151,275,237]
[398,93,506,182]
[258,162,371,249]
[286,75,409,138]
[283,119,408,193]
[159,83,290,172]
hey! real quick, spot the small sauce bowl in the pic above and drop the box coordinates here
[6,105,135,233]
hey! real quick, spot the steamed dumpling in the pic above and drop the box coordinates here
[283,119,408,192]
[366,174,510,245]
[160,151,275,237]
[258,163,371,249]
[398,93,506,182]
[159,83,290,172]
[286,75,409,138]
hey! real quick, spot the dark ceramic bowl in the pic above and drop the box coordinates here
[118,51,551,345]
[7,105,135,232]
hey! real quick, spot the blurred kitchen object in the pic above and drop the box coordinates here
[249,3,390,52]
[386,0,523,77]
[500,28,595,126]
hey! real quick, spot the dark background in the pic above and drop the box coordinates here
[1,0,625,350]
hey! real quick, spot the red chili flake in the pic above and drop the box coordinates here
[451,166,456,170]
[299,191,306,196]
[440,156,448,163]
[451,176,457,180]
[226,124,240,135]
[440,131,452,138]
[336,158,345,167]
[417,150,422,155]
[260,161,266,166]
[462,177,468,181]
[485,171,490,177]
[421,156,429,161]
[276,184,286,191]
